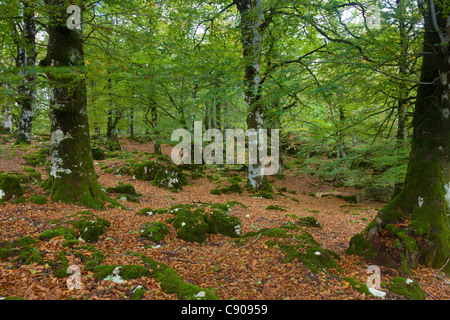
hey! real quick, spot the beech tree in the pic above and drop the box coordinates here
[347,0,450,274]
[14,0,36,145]
[40,0,114,209]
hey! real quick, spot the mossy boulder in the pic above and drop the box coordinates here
[167,207,210,243]
[69,211,111,243]
[206,210,241,238]
[0,174,24,202]
[105,182,139,197]
[390,277,425,300]
[296,216,322,229]
[106,182,140,202]
[140,222,169,242]
[133,160,188,191]
[284,246,341,274]
[167,203,243,243]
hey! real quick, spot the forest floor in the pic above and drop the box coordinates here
[0,135,448,300]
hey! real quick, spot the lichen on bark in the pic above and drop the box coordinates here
[347,0,450,274]
[40,0,118,210]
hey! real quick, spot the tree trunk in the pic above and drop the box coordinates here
[15,1,36,145]
[106,78,120,140]
[237,0,267,191]
[41,0,115,209]
[347,0,450,274]
[151,103,161,154]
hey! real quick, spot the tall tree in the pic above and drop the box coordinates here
[347,0,450,274]
[15,0,36,144]
[236,0,268,191]
[40,0,115,209]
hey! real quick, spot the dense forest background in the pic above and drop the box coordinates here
[0,0,448,301]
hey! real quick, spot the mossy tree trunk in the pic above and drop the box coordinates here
[41,0,113,209]
[15,1,36,145]
[347,0,450,274]
[236,0,267,191]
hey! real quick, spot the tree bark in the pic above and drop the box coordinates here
[15,1,36,145]
[41,0,115,209]
[236,0,267,191]
[347,0,450,274]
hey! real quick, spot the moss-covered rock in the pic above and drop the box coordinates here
[167,207,210,243]
[390,277,425,300]
[296,216,322,229]
[284,246,341,274]
[69,211,110,243]
[140,222,169,242]
[133,160,188,191]
[0,174,24,202]
[206,210,241,238]
[167,202,243,243]
[105,182,139,197]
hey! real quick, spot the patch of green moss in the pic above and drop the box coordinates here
[21,148,48,167]
[48,250,70,278]
[140,222,169,242]
[255,191,273,199]
[140,255,219,300]
[105,182,139,197]
[295,216,322,229]
[343,277,372,295]
[81,244,105,271]
[0,236,37,261]
[93,265,150,281]
[167,203,243,243]
[206,210,241,238]
[284,246,341,274]
[390,277,425,300]
[29,194,48,205]
[69,211,110,243]
[38,226,77,241]
[0,174,24,202]
[131,285,147,300]
[210,188,222,195]
[266,205,287,211]
[167,208,210,243]
[136,207,168,216]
